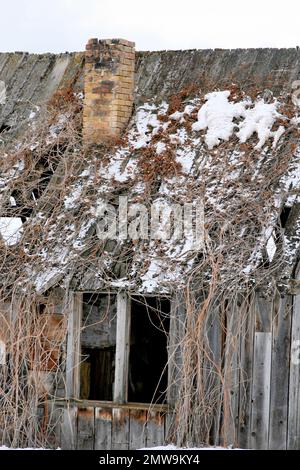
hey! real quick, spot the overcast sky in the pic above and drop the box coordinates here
[0,0,299,53]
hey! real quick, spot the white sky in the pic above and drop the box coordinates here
[0,0,299,53]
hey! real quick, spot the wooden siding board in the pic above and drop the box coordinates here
[77,406,95,450]
[165,412,176,445]
[95,407,112,450]
[60,405,78,450]
[269,294,292,449]
[47,402,63,449]
[288,278,300,449]
[113,294,131,403]
[66,292,82,399]
[146,410,165,448]
[129,409,147,449]
[112,408,130,450]
[255,296,272,333]
[237,296,255,449]
[167,296,185,407]
[206,305,223,445]
[222,300,241,447]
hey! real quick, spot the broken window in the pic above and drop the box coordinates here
[80,293,117,401]
[128,296,170,404]
[78,293,170,405]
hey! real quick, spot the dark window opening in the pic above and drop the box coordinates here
[81,346,115,400]
[8,144,66,216]
[280,206,292,228]
[128,296,170,404]
[80,293,117,401]
[38,304,47,315]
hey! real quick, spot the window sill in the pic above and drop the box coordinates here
[51,398,172,412]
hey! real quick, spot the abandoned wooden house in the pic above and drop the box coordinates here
[1,38,300,450]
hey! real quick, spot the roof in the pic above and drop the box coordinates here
[2,47,300,139]
[1,48,300,295]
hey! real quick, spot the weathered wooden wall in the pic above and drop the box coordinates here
[52,402,170,450]
[42,286,300,449]
[206,289,300,450]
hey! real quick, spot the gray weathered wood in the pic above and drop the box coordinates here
[81,295,117,349]
[112,408,130,450]
[255,295,273,333]
[95,407,112,450]
[113,293,131,403]
[47,402,62,449]
[77,406,95,450]
[167,295,185,407]
[164,411,176,445]
[66,292,82,399]
[222,299,241,447]
[60,405,77,450]
[250,332,272,449]
[129,409,147,449]
[269,293,292,449]
[288,267,300,449]
[205,303,223,445]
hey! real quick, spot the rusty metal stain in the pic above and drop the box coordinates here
[78,407,94,418]
[147,411,165,425]
[112,408,129,426]
[130,409,147,424]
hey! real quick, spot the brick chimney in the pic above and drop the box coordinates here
[83,38,135,146]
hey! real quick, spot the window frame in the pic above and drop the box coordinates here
[66,291,173,405]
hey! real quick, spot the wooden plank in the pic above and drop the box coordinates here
[113,293,131,403]
[50,398,169,412]
[60,405,77,450]
[269,293,292,449]
[237,294,255,449]
[222,299,241,447]
[166,295,185,444]
[205,303,223,445]
[250,332,272,449]
[146,410,165,448]
[288,268,300,449]
[66,292,82,399]
[47,402,63,449]
[255,295,272,333]
[77,406,95,450]
[129,409,147,449]
[112,408,130,450]
[81,294,117,348]
[165,412,176,446]
[95,407,112,450]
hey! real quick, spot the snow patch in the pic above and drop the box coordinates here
[0,217,23,245]
[0,81,6,105]
[192,91,247,149]
[192,91,283,150]
[237,100,282,149]
[266,233,277,262]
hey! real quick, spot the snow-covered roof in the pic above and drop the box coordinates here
[1,48,300,295]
